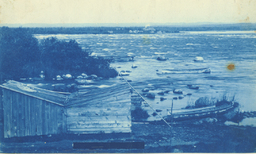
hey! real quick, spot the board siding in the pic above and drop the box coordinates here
[1,89,66,138]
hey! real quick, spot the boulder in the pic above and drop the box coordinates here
[157,91,164,95]
[202,68,211,73]
[179,95,184,99]
[156,109,162,112]
[188,85,199,90]
[164,90,170,93]
[131,65,138,68]
[142,88,150,92]
[157,56,168,61]
[173,89,183,94]
[160,97,167,101]
[173,97,178,100]
[194,56,204,62]
[146,93,155,99]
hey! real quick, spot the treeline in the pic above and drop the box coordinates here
[2,23,255,35]
[10,27,178,34]
[0,27,117,80]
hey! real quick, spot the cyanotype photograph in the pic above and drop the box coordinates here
[0,0,256,153]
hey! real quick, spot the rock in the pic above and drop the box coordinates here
[81,73,87,77]
[56,75,63,81]
[146,93,155,99]
[194,56,204,62]
[188,85,199,90]
[173,97,178,100]
[157,56,168,61]
[157,91,164,95]
[179,96,184,99]
[146,85,156,90]
[164,90,170,93]
[87,74,97,80]
[119,72,130,76]
[187,93,192,96]
[77,75,84,79]
[142,88,150,92]
[160,97,167,101]
[126,70,132,73]
[152,112,158,116]
[131,65,138,68]
[173,89,183,94]
[156,109,162,112]
[202,68,211,73]
[210,85,213,87]
[199,118,218,124]
[127,80,132,82]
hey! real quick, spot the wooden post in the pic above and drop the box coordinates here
[171,99,174,123]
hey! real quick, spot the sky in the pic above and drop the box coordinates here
[0,0,255,26]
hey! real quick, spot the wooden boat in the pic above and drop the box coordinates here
[156,67,211,75]
[164,102,239,122]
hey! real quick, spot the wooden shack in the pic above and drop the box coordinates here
[0,80,131,138]
[0,81,67,138]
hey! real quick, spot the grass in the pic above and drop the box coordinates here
[186,93,236,109]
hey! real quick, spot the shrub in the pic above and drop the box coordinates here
[0,27,118,80]
[40,37,118,79]
[131,107,150,121]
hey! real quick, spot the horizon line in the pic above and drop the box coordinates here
[1,22,255,28]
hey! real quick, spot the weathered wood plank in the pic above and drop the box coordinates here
[42,100,46,135]
[68,127,131,133]
[24,94,29,136]
[3,90,9,138]
[69,91,130,106]
[45,101,49,135]
[21,93,25,137]
[17,92,22,137]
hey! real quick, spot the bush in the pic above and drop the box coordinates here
[0,27,118,80]
[131,107,150,121]
[195,97,216,108]
[40,37,117,79]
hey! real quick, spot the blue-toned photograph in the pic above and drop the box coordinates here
[0,0,256,153]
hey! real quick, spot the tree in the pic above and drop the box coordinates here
[0,27,41,79]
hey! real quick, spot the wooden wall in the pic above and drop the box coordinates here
[2,89,66,138]
[66,83,131,134]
